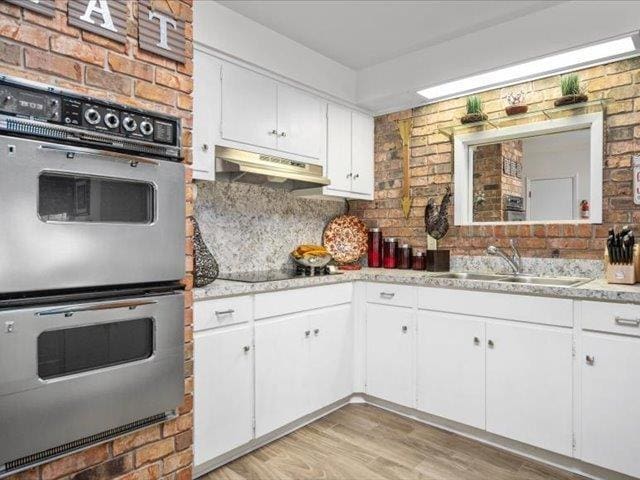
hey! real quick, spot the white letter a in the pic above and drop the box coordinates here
[79,0,117,33]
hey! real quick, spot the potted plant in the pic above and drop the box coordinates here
[461,95,488,124]
[554,74,588,107]
[505,91,528,116]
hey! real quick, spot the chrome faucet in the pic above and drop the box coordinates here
[487,239,523,275]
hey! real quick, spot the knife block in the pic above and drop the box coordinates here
[605,244,638,285]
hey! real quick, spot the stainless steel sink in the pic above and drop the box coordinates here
[434,272,509,281]
[498,276,591,287]
[434,271,591,287]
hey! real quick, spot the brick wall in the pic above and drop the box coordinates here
[0,1,194,479]
[350,57,640,260]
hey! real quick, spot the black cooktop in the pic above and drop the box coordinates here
[219,266,342,283]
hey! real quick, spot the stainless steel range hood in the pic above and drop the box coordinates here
[214,146,331,191]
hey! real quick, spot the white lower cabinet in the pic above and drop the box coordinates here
[255,304,352,437]
[416,312,485,429]
[581,331,640,478]
[194,324,253,466]
[485,321,573,456]
[365,303,414,407]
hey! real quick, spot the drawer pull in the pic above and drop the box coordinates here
[243,345,251,353]
[380,292,395,299]
[586,355,595,366]
[615,316,640,327]
[314,328,320,335]
[215,309,235,316]
[402,325,408,333]
[473,336,480,345]
[488,339,495,348]
[305,330,311,338]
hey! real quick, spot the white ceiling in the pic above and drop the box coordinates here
[217,1,564,70]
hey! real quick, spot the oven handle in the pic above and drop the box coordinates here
[35,300,158,317]
[39,144,159,167]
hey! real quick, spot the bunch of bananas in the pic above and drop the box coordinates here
[292,244,329,259]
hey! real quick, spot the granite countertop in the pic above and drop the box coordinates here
[193,268,640,304]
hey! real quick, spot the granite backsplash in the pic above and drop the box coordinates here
[195,181,346,273]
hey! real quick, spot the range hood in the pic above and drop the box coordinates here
[215,146,331,191]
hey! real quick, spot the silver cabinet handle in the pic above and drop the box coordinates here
[39,144,158,166]
[615,316,640,327]
[243,345,251,353]
[380,292,395,299]
[215,309,235,316]
[269,129,278,135]
[305,330,311,337]
[346,173,353,179]
[279,131,287,137]
[201,143,209,152]
[586,355,595,365]
[487,339,494,348]
[36,300,157,317]
[314,328,320,335]
[353,173,360,179]
[473,337,480,345]
[402,325,408,333]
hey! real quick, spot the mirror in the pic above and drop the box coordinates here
[454,113,603,225]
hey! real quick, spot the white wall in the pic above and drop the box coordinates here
[522,129,591,218]
[194,1,357,104]
[356,1,640,113]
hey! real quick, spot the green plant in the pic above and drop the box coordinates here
[466,95,483,114]
[560,74,581,96]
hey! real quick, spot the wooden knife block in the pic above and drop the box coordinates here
[605,244,639,285]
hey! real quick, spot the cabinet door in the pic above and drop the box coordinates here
[351,112,374,196]
[309,304,353,411]
[221,63,277,150]
[581,332,640,478]
[276,85,324,160]
[192,50,221,181]
[486,321,573,456]
[194,325,253,466]
[365,304,414,407]
[325,104,352,192]
[255,313,310,437]
[416,312,485,429]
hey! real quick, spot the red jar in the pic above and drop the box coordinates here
[383,238,398,269]
[398,244,412,269]
[368,228,383,267]
[412,250,426,270]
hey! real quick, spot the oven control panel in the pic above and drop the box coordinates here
[0,76,180,160]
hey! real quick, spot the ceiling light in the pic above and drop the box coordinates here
[417,34,640,103]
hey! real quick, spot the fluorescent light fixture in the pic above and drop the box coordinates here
[417,34,640,102]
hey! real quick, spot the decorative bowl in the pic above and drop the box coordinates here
[292,254,332,268]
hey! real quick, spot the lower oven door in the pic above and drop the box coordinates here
[0,136,185,294]
[0,291,184,467]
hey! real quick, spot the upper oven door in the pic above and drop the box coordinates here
[0,136,185,294]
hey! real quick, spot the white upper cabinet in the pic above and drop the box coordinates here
[325,104,352,192]
[323,104,374,199]
[276,85,324,159]
[221,63,278,151]
[192,50,221,181]
[485,321,573,456]
[351,112,374,196]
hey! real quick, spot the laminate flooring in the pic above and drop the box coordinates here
[201,404,588,480]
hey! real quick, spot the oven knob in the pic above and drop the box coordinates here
[3,95,12,103]
[104,112,120,129]
[140,120,154,136]
[122,116,137,132]
[84,108,101,125]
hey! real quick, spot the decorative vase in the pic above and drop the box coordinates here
[460,113,488,124]
[554,94,588,107]
[505,105,528,116]
[193,218,219,287]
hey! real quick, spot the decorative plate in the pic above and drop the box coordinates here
[323,215,368,264]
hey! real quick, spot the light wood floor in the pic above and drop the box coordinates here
[201,404,588,480]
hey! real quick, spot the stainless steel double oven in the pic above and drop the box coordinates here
[0,76,186,476]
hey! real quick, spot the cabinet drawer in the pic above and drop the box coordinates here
[194,295,253,332]
[581,301,640,337]
[254,283,352,320]
[418,287,572,327]
[366,283,416,308]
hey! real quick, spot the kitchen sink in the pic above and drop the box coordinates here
[434,271,591,287]
[434,272,509,281]
[498,276,591,287]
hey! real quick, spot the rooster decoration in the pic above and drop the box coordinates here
[425,186,452,241]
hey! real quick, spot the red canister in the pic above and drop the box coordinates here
[383,238,398,269]
[368,228,383,267]
[398,244,412,269]
[412,250,426,270]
